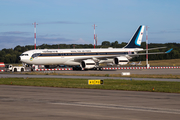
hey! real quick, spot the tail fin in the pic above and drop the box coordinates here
[124,25,145,48]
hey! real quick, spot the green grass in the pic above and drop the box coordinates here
[0,77,180,93]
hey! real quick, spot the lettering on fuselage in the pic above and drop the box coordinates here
[71,50,91,52]
[42,51,58,53]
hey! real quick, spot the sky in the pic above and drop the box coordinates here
[0,0,180,50]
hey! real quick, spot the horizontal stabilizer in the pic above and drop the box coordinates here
[165,48,173,53]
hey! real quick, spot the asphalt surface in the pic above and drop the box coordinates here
[1,66,180,75]
[1,68,180,119]
[0,73,180,82]
[0,85,180,120]
[54,68,180,75]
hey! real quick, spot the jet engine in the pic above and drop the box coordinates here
[81,60,96,69]
[44,65,58,69]
[114,57,129,65]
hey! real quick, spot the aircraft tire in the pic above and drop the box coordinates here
[21,68,24,72]
[73,66,82,71]
[95,67,102,71]
[14,68,17,72]
[100,67,103,71]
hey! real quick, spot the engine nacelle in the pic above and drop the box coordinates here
[81,60,96,69]
[114,57,129,65]
[44,65,58,69]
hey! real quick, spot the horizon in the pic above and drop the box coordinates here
[2,41,178,51]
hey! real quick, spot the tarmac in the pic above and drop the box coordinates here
[1,67,180,119]
[0,85,180,120]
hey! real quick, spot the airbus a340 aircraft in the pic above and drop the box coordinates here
[19,25,172,70]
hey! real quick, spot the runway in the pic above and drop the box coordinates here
[0,73,180,82]
[0,85,180,120]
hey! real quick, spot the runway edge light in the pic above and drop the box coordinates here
[88,80,103,85]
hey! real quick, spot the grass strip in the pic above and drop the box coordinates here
[0,77,180,93]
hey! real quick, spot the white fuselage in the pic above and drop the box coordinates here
[19,48,143,66]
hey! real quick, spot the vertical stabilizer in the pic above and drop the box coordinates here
[124,25,145,48]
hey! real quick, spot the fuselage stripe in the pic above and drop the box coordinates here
[32,52,135,58]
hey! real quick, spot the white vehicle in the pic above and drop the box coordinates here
[19,25,173,70]
[5,64,25,72]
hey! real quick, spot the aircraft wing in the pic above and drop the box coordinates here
[136,47,167,52]
[130,48,173,56]
[73,48,173,62]
[73,55,118,62]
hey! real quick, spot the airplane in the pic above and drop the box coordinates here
[19,25,173,70]
[129,61,142,66]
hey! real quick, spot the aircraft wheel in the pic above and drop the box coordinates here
[14,68,17,72]
[99,67,103,71]
[72,67,76,70]
[95,67,102,71]
[21,68,24,72]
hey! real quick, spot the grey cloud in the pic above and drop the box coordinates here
[37,37,73,45]
[40,21,80,25]
[0,36,32,50]
[0,35,89,50]
[150,29,180,34]
[38,33,63,38]
[0,31,30,36]
[0,21,80,26]
[0,23,32,26]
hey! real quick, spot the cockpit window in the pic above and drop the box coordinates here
[20,54,29,56]
[31,53,41,58]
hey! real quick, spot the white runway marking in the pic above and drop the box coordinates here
[51,102,180,115]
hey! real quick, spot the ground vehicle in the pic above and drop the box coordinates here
[5,64,25,72]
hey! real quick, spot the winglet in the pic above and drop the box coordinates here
[165,48,173,53]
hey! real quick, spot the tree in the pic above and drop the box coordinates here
[102,41,110,46]
[111,41,119,47]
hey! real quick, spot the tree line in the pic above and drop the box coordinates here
[0,41,179,64]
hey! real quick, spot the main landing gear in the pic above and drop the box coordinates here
[94,67,103,71]
[72,66,103,71]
